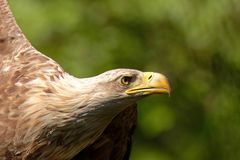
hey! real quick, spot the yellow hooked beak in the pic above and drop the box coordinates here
[125,72,171,95]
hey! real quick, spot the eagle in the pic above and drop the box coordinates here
[0,0,170,159]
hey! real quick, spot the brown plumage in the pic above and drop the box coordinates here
[0,0,170,159]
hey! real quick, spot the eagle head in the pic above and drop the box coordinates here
[85,69,171,110]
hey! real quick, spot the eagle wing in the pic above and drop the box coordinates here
[73,104,137,160]
[0,0,63,73]
[0,0,64,157]
[0,0,30,56]
[0,0,64,111]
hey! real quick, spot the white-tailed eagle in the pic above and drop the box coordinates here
[0,0,170,159]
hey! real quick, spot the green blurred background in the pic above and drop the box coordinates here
[8,0,240,159]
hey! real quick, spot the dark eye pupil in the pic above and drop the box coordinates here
[124,77,130,82]
[122,76,132,85]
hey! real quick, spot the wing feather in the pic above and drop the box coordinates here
[0,0,31,57]
[0,0,64,157]
[0,0,63,74]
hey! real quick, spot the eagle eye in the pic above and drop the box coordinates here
[121,76,133,86]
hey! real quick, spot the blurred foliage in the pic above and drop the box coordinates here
[8,0,240,159]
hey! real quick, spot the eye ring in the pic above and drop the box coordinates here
[121,76,133,86]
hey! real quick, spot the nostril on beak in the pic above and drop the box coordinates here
[148,75,153,80]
